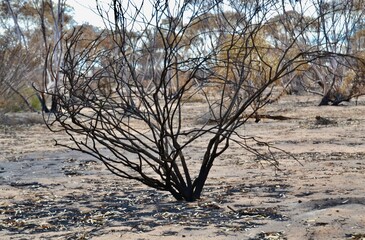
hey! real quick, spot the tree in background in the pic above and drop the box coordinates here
[0,0,40,111]
[285,0,365,105]
[0,0,74,112]
[2,0,363,112]
[0,32,39,111]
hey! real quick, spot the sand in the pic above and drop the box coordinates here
[1,94,365,240]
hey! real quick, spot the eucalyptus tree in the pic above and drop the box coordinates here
[36,0,73,112]
[45,0,357,201]
[0,0,75,111]
[292,0,365,105]
[0,0,40,110]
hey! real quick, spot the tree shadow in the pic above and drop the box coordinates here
[0,181,290,238]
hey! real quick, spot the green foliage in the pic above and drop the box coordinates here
[22,87,42,111]
[29,94,41,111]
[0,86,40,112]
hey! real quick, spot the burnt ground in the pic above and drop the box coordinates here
[1,94,365,240]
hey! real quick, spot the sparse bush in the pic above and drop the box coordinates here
[45,0,362,201]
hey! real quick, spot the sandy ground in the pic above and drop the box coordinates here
[1,94,365,240]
